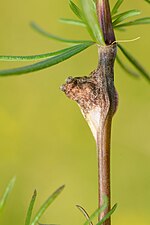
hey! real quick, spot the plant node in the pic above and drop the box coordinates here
[61,44,118,138]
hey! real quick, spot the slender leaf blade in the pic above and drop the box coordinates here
[144,0,150,3]
[0,42,93,76]
[0,177,16,213]
[83,196,108,225]
[69,0,83,20]
[118,44,150,82]
[79,0,105,45]
[96,204,117,225]
[0,43,91,62]
[116,55,140,78]
[114,27,126,31]
[31,22,89,44]
[59,18,86,27]
[112,10,141,26]
[30,185,65,225]
[25,190,37,225]
[111,0,124,16]
[114,17,150,28]
[77,205,93,225]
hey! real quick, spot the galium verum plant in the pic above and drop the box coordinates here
[0,1,150,225]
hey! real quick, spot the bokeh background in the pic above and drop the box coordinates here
[0,0,149,225]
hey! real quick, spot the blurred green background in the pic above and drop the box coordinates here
[0,0,149,225]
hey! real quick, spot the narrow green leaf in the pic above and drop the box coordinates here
[0,177,16,213]
[111,0,124,16]
[144,0,150,3]
[118,44,150,82]
[0,44,91,62]
[38,224,58,225]
[59,18,86,27]
[79,0,105,45]
[30,185,65,225]
[96,204,117,225]
[112,10,141,20]
[112,10,141,26]
[31,22,89,44]
[69,0,83,20]
[25,190,37,225]
[0,42,93,76]
[83,196,108,225]
[114,27,126,31]
[114,17,150,28]
[77,205,93,225]
[116,55,140,78]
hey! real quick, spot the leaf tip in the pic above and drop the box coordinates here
[33,189,37,196]
[57,185,65,193]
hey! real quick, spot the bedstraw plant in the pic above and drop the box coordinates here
[0,1,150,225]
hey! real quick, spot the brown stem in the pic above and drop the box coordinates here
[96,0,115,45]
[96,44,117,225]
[97,114,112,224]
[96,1,117,222]
[61,45,118,225]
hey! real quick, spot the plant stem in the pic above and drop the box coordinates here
[96,1,116,224]
[61,44,117,225]
[96,0,115,45]
[61,3,117,225]
[96,44,117,225]
[97,115,112,223]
